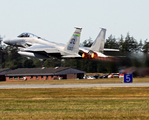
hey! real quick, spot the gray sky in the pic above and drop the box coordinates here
[0,0,149,44]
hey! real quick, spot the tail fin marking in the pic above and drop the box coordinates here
[64,27,82,54]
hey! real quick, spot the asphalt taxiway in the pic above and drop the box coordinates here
[0,83,149,89]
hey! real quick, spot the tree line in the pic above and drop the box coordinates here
[0,33,149,73]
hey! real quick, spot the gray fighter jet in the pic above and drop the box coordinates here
[4,27,119,60]
[4,27,82,59]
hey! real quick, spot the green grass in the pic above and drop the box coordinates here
[0,87,149,119]
[0,77,149,119]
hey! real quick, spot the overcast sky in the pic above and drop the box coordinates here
[0,0,149,44]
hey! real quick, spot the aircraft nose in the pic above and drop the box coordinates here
[3,39,10,45]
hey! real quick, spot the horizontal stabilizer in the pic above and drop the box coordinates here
[96,52,108,57]
[104,48,119,52]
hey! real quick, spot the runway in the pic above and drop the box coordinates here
[0,83,149,89]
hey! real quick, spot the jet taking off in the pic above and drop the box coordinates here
[4,27,119,61]
[4,27,82,59]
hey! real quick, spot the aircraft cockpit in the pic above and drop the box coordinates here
[18,33,40,38]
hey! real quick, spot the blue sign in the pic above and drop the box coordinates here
[124,74,133,83]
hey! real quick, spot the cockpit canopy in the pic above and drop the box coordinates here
[18,33,40,38]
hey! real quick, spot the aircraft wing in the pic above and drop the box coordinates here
[79,47,119,52]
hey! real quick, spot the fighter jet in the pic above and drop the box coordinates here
[4,27,119,61]
[4,27,82,59]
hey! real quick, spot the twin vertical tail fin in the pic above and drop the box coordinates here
[63,27,82,57]
[90,28,106,53]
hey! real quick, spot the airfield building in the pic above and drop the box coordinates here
[0,68,12,81]
[4,67,85,81]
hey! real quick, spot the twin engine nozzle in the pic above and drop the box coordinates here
[82,52,98,59]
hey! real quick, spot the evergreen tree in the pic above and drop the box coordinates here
[122,33,138,52]
[33,59,43,68]
[23,59,35,68]
[142,39,149,53]
[118,35,124,52]
[43,57,61,68]
[81,37,93,47]
[2,46,22,69]
[105,35,119,49]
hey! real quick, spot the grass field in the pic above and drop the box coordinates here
[0,87,149,119]
[0,78,149,119]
